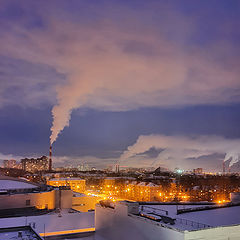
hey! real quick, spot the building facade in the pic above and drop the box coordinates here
[0,177,72,211]
[47,178,86,193]
[21,156,49,173]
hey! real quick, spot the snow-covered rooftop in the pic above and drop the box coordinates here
[146,183,158,187]
[0,210,94,236]
[181,205,240,227]
[140,204,240,231]
[137,182,146,186]
[0,226,42,240]
[0,179,38,190]
[49,178,85,181]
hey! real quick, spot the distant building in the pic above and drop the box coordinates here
[47,178,86,193]
[21,156,49,173]
[3,159,20,169]
[103,178,116,193]
[193,168,203,174]
[126,182,161,201]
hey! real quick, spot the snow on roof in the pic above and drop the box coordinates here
[0,210,94,236]
[146,183,158,187]
[0,226,42,240]
[49,178,85,181]
[130,181,137,185]
[141,204,240,231]
[137,182,146,186]
[181,205,240,227]
[0,179,38,190]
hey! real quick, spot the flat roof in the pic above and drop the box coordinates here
[0,179,38,190]
[181,205,240,227]
[0,226,42,240]
[49,178,85,181]
[0,210,94,237]
[141,204,240,231]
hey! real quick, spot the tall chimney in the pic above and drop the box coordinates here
[223,160,225,174]
[49,145,52,171]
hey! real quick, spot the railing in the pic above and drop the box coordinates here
[175,217,211,229]
[141,206,212,229]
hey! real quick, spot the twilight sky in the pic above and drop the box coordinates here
[0,0,240,171]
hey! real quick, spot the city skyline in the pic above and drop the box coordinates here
[0,0,240,171]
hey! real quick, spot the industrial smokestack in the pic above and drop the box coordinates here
[115,164,119,173]
[49,145,52,171]
[223,160,225,174]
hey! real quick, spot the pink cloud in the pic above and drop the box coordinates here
[0,4,239,144]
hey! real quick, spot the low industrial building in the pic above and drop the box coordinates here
[2,176,240,240]
[95,200,240,240]
[0,210,95,239]
[0,176,72,212]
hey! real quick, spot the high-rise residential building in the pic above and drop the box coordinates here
[21,156,49,173]
[3,159,17,168]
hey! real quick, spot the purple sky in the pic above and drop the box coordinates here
[0,0,240,171]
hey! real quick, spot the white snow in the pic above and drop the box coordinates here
[0,229,40,240]
[0,180,38,190]
[141,204,240,231]
[0,210,94,234]
[181,205,240,227]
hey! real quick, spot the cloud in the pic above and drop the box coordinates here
[0,152,25,167]
[120,134,240,171]
[1,133,239,172]
[0,152,23,162]
[0,1,240,144]
[135,147,165,158]
[0,55,65,108]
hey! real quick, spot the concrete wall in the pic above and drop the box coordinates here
[72,195,101,212]
[0,190,56,210]
[95,202,184,240]
[184,225,240,240]
[0,189,74,210]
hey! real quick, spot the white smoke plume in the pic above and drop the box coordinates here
[120,135,240,170]
[0,5,239,144]
[46,24,240,144]
[224,152,240,167]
